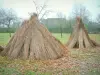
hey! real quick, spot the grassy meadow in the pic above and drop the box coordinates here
[0,33,100,75]
[0,33,100,45]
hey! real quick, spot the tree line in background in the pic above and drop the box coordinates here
[0,4,100,37]
[41,5,100,34]
[0,8,21,37]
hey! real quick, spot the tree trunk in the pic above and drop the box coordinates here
[60,24,63,38]
[7,20,11,37]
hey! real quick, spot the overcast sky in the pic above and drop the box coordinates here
[0,0,100,20]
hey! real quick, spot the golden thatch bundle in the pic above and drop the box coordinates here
[66,17,100,48]
[1,13,67,60]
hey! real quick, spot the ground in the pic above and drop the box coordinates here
[0,33,100,75]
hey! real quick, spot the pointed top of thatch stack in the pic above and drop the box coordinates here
[76,16,82,23]
[1,13,67,60]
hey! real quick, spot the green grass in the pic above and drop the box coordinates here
[0,33,100,75]
[0,33,99,45]
[52,33,100,44]
[0,33,10,45]
[52,33,70,44]
[0,67,22,75]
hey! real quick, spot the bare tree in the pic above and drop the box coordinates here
[0,9,6,27]
[0,9,17,37]
[96,14,100,24]
[72,4,90,19]
[32,0,51,20]
[67,16,76,33]
[57,12,66,38]
[96,14,100,34]
[71,4,91,32]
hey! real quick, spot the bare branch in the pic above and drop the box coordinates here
[38,0,48,15]
[33,0,39,14]
[38,5,47,15]
[40,10,52,20]
[32,0,50,19]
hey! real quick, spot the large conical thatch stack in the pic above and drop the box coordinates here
[1,13,67,60]
[66,17,100,48]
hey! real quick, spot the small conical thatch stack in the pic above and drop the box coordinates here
[1,13,67,60]
[66,17,100,48]
[0,46,4,53]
